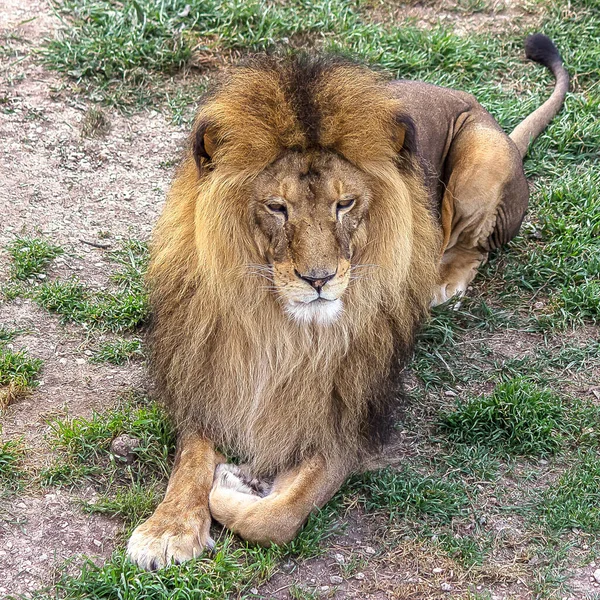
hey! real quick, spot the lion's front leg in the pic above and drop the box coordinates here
[127,432,223,570]
[209,456,347,546]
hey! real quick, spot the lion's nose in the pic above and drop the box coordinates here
[294,269,336,292]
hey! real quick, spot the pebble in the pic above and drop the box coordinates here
[320,586,330,592]
[110,434,141,463]
[355,572,365,580]
[250,588,258,595]
[444,390,457,397]
[334,553,345,564]
[75,358,85,365]
[593,569,600,584]
[365,546,376,555]
[441,582,452,592]
[433,567,443,574]
[330,575,343,585]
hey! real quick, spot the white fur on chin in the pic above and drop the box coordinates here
[285,298,343,325]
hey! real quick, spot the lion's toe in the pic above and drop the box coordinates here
[127,512,212,570]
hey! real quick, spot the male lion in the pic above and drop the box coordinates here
[128,34,568,569]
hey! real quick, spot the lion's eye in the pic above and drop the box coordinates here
[266,200,288,220]
[337,197,356,215]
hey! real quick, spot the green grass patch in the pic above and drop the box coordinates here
[0,326,21,343]
[6,236,63,281]
[33,239,149,332]
[437,445,500,483]
[496,170,600,327]
[537,451,600,533]
[346,466,470,524]
[438,378,566,457]
[46,539,278,600]
[0,337,42,407]
[34,279,149,332]
[0,436,25,491]
[81,482,164,528]
[0,346,42,388]
[42,394,175,488]
[413,298,513,389]
[91,338,144,365]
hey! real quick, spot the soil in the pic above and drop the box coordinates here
[0,1,186,595]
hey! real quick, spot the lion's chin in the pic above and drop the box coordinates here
[285,298,343,325]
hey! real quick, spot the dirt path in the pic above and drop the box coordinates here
[0,0,187,595]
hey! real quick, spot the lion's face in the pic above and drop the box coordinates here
[250,151,372,325]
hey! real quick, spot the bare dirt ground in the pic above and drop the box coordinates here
[0,0,187,595]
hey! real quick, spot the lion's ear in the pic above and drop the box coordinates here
[393,114,417,156]
[193,121,217,171]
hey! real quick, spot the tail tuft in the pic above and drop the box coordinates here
[524,33,563,70]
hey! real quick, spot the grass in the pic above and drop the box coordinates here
[0,337,43,408]
[438,377,566,457]
[0,436,25,491]
[44,540,279,600]
[438,377,600,456]
[42,393,175,489]
[32,240,149,332]
[90,338,143,365]
[34,279,149,332]
[346,467,471,524]
[537,451,600,533]
[6,236,63,281]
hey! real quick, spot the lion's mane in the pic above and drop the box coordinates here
[148,55,440,475]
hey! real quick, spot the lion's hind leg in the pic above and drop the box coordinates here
[127,433,222,570]
[433,124,529,307]
[209,457,347,546]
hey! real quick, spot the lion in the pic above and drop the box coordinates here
[127,34,568,569]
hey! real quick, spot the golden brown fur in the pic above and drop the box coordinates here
[149,56,439,476]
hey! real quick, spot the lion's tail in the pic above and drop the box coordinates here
[509,34,569,158]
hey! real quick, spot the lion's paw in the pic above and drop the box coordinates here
[127,509,213,570]
[431,282,466,308]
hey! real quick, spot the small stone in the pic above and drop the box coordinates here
[334,553,345,564]
[93,540,102,547]
[593,569,600,584]
[250,588,258,595]
[37,273,46,280]
[441,582,452,592]
[355,572,365,580]
[534,301,544,310]
[330,575,343,585]
[110,434,141,463]
[320,586,330,592]
[17,502,27,509]
[75,358,85,365]
[433,567,443,574]
[365,546,376,555]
